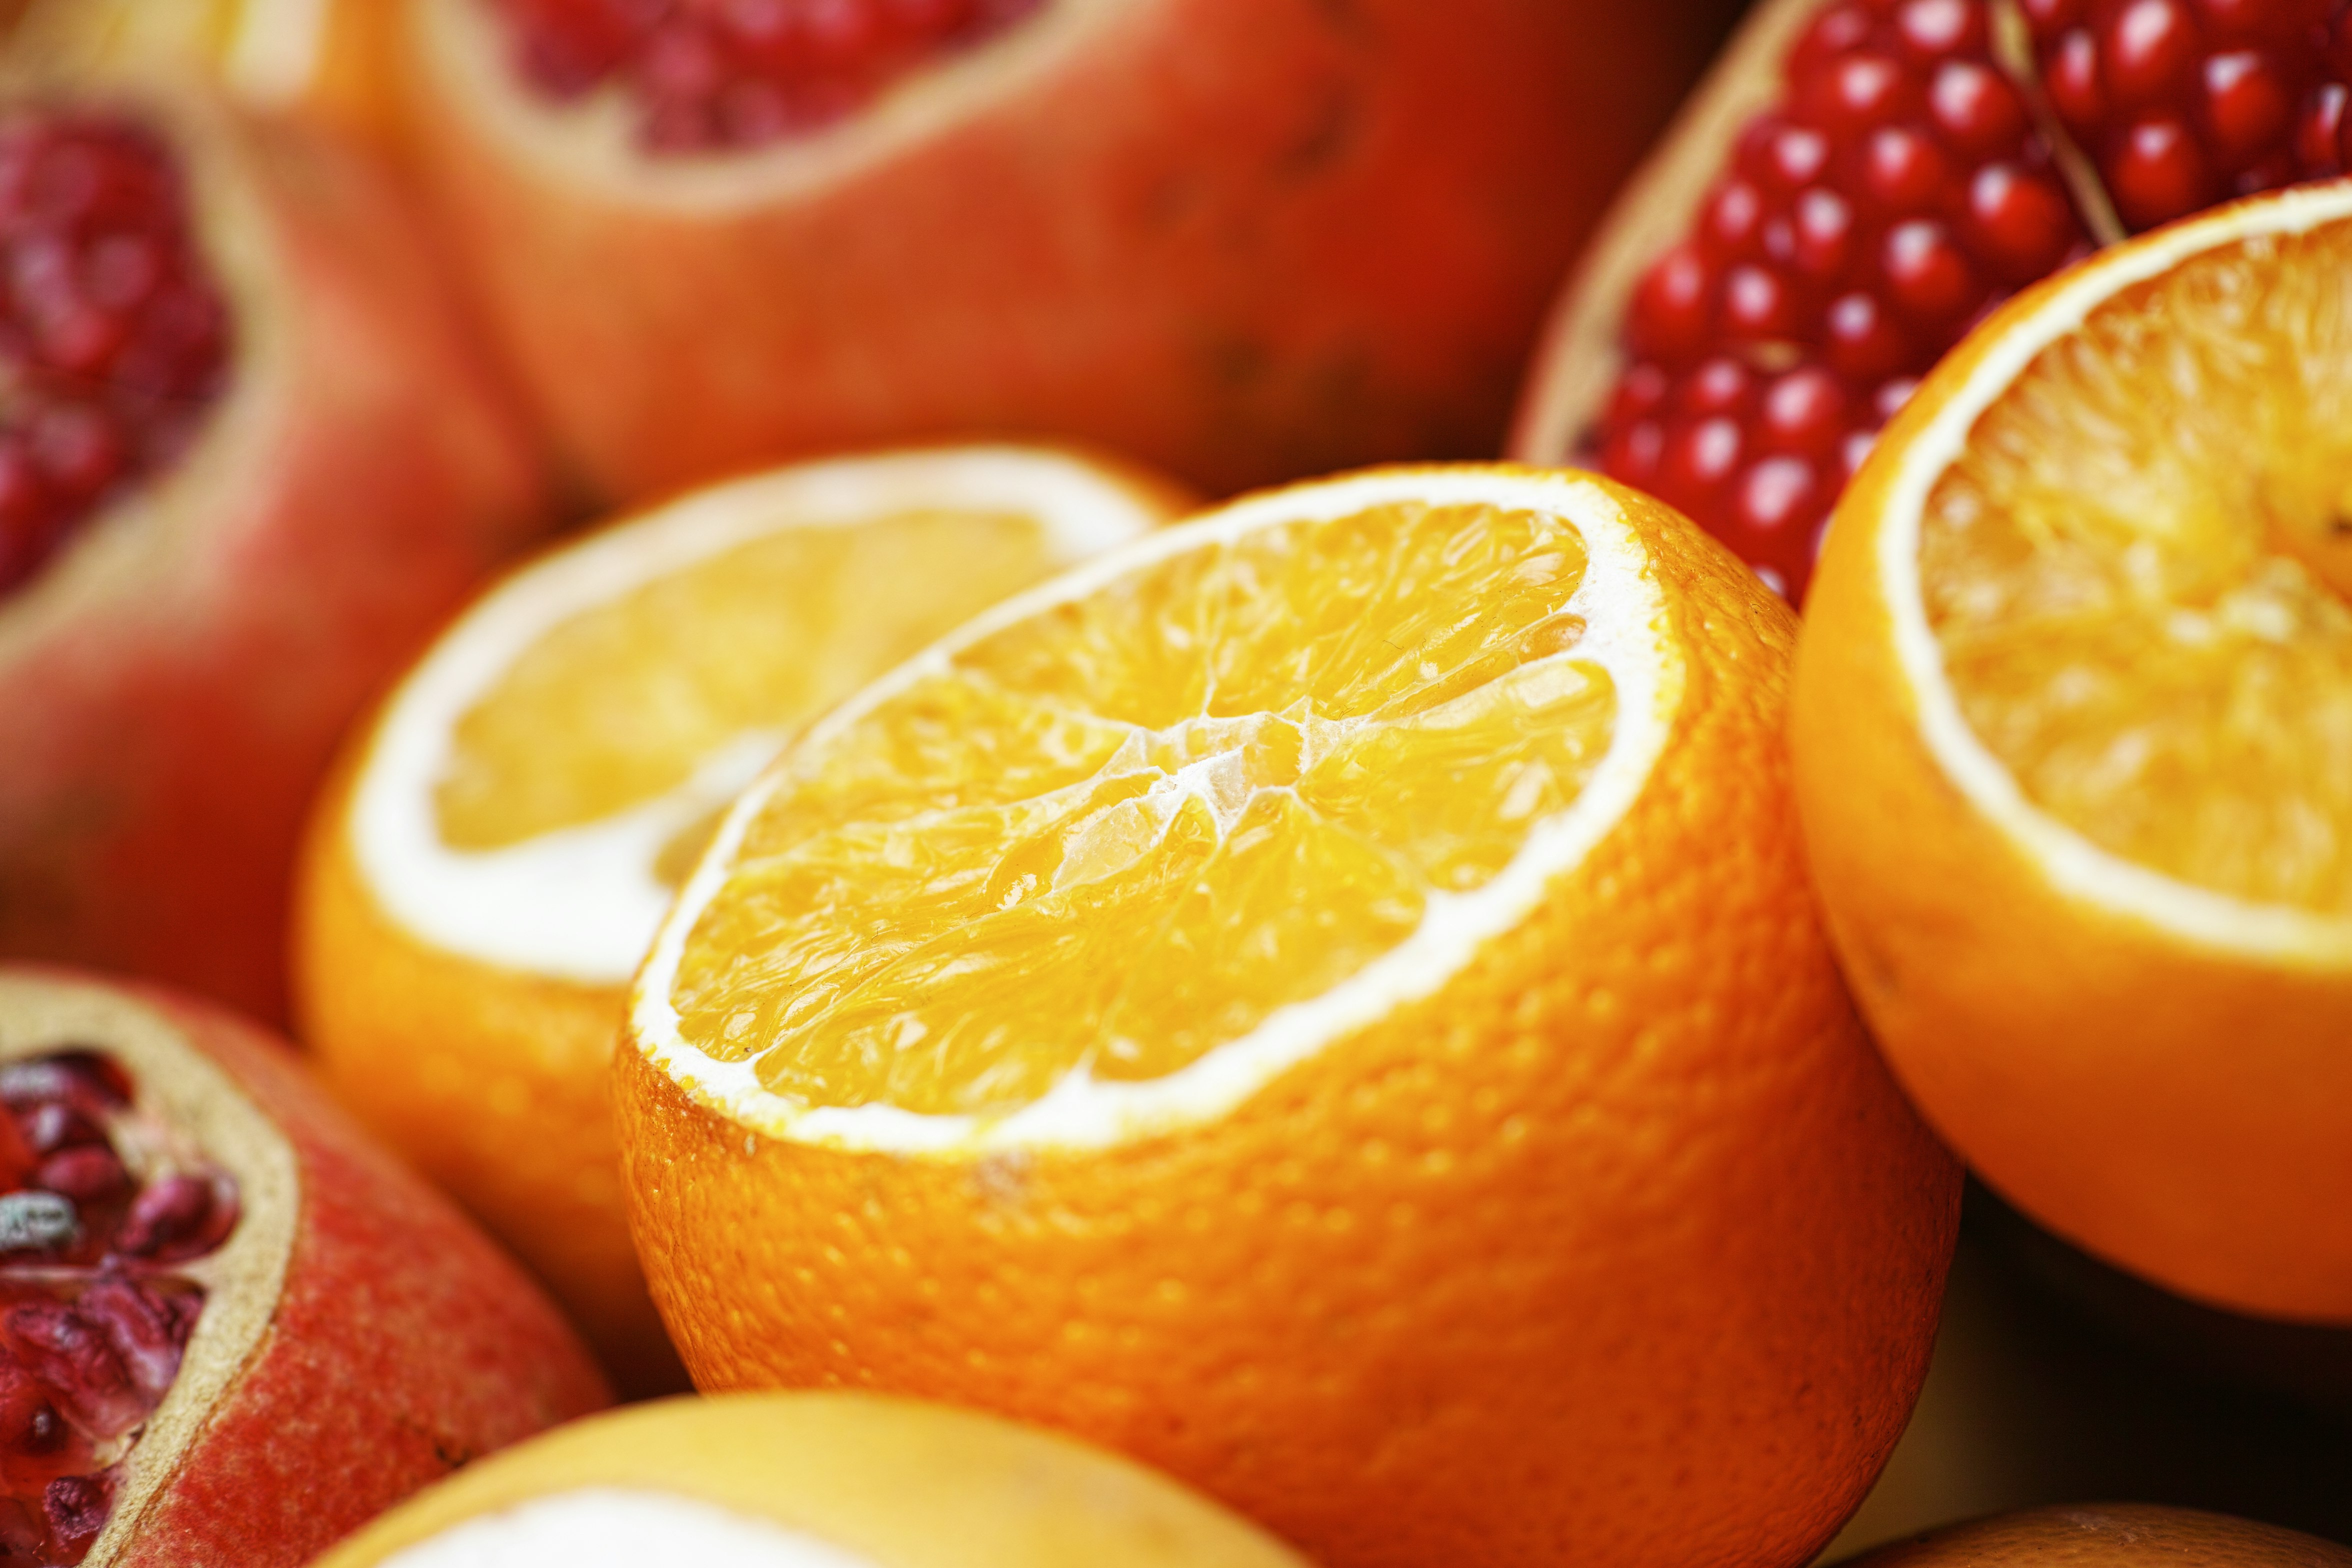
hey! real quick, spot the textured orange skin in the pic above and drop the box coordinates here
[6,965,610,1568]
[294,750,684,1394]
[1840,1505,2352,1568]
[1791,252,2352,1326]
[620,480,1963,1568]
[0,88,550,1024]
[402,0,1733,503]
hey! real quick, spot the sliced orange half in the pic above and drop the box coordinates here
[1794,181,2352,1324]
[294,445,1184,1392]
[622,464,1960,1568]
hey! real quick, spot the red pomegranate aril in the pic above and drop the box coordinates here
[0,112,230,598]
[1930,58,2032,151]
[1862,124,1955,208]
[1967,162,2080,276]
[2025,0,2094,34]
[484,0,1048,154]
[1606,361,1673,426]
[1701,178,1772,259]
[1628,243,1718,364]
[1734,454,1828,534]
[1881,218,1981,318]
[1794,4,1882,74]
[1662,416,1746,506]
[2298,79,2348,164]
[1898,0,1990,60]
[2202,48,2298,150]
[1602,420,1666,488]
[2110,114,2218,221]
[2,1044,238,1566]
[1682,356,1760,416]
[1800,50,1922,129]
[2048,28,2110,127]
[1722,262,1804,338]
[1744,118,1836,190]
[2107,0,2204,102]
[1758,366,1850,456]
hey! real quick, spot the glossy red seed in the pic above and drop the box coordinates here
[2048,28,2110,128]
[2202,48,2297,154]
[2108,114,2217,223]
[1930,58,2032,152]
[1824,290,1914,380]
[1602,419,1666,486]
[1758,366,1850,457]
[1968,162,2080,278]
[1680,356,1759,416]
[1862,124,1954,210]
[1800,52,1921,130]
[1896,0,1990,60]
[2298,80,2348,170]
[1882,218,1981,318]
[1700,179,1770,259]
[1606,362,1672,426]
[36,1146,128,1204]
[1722,263,1802,339]
[113,1175,214,1259]
[1734,456,1828,535]
[1746,120,1834,190]
[1790,187,1860,280]
[1793,4,1880,76]
[1662,417,1746,502]
[2106,0,2204,106]
[2023,0,2092,39]
[1627,244,1717,364]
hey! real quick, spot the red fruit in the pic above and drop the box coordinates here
[1512,0,2352,601]
[0,966,608,1568]
[0,82,550,1022]
[402,0,1739,500]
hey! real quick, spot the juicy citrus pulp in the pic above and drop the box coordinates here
[348,448,1172,984]
[1886,182,2352,938]
[1918,204,2352,915]
[638,466,1680,1148]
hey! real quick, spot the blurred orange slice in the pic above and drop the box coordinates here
[622,464,1958,1568]
[295,446,1185,1390]
[1794,181,2352,1324]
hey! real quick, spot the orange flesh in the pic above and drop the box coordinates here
[434,510,1057,850]
[670,500,1622,1116]
[1924,220,2352,914]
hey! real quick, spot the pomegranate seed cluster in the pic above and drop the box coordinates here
[2027,0,2352,229]
[0,1052,238,1566]
[1596,0,2094,598]
[0,113,232,599]
[485,0,1048,152]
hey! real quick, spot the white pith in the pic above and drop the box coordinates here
[632,466,1686,1156]
[350,448,1164,984]
[1876,180,2352,966]
[376,1490,882,1568]
[224,0,333,107]
[416,0,1124,212]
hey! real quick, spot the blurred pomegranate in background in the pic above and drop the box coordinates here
[396,0,1743,503]
[0,76,550,1023]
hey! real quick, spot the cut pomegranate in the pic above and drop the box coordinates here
[0,79,550,1023]
[2026,0,2352,228]
[0,966,608,1568]
[1578,0,2094,598]
[403,0,1742,501]
[0,112,228,596]
[1512,0,2352,602]
[484,0,1049,151]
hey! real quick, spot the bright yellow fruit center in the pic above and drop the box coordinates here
[435,510,1058,850]
[670,500,1620,1116]
[1924,220,2352,915]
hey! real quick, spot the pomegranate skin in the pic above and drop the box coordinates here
[0,964,612,1568]
[402,0,1737,502]
[0,81,552,1024]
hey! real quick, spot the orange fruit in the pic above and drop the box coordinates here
[1843,1506,2352,1568]
[1792,180,2352,1326]
[620,464,1961,1568]
[312,1392,1307,1568]
[294,446,1185,1392]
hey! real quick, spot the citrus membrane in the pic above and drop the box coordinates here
[1878,180,2352,954]
[351,448,1165,982]
[635,468,1684,1154]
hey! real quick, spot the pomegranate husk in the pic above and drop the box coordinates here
[1507,0,2120,480]
[399,0,1740,503]
[0,74,552,1023]
[0,964,610,1568]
